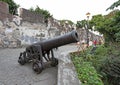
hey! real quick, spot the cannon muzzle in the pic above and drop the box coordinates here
[34,30,79,51]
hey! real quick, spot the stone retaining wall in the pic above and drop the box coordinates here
[57,52,81,85]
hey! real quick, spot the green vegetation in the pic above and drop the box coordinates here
[107,0,120,10]
[0,0,19,14]
[59,20,74,26]
[90,10,120,44]
[71,44,120,85]
[76,19,92,30]
[71,52,104,85]
[75,9,120,45]
[73,9,120,84]
[73,1,120,85]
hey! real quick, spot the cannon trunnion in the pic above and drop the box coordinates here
[18,30,79,74]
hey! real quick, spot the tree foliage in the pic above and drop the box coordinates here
[107,0,120,10]
[0,0,19,14]
[90,10,120,43]
[76,20,87,29]
[73,1,120,85]
[59,20,74,26]
[76,19,93,30]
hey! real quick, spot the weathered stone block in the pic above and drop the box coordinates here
[20,8,44,23]
[0,1,9,14]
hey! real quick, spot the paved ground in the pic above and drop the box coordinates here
[0,44,78,85]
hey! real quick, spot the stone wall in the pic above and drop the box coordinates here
[0,1,73,47]
[0,1,13,22]
[0,1,49,48]
[19,8,44,23]
[77,28,103,46]
[47,18,62,37]
[0,1,102,48]
[0,2,47,48]
[0,1,9,13]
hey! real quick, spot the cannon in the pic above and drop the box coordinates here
[18,30,79,74]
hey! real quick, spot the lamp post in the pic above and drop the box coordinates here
[86,12,90,47]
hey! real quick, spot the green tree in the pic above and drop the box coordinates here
[76,20,87,29]
[90,10,120,44]
[76,20,93,47]
[59,20,74,26]
[0,0,19,14]
[76,19,93,30]
[29,7,34,12]
[107,0,120,10]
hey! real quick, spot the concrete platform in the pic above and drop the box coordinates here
[0,44,81,85]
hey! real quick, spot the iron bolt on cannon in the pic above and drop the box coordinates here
[18,30,79,74]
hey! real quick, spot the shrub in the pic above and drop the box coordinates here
[99,44,120,85]
[71,56,104,85]
[72,44,120,85]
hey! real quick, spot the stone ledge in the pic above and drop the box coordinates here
[57,52,81,85]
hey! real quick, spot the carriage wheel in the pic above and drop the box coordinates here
[18,53,26,65]
[32,61,43,74]
[51,58,58,67]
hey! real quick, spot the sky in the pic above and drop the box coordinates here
[13,0,118,23]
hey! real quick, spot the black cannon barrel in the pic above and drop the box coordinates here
[28,30,79,52]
